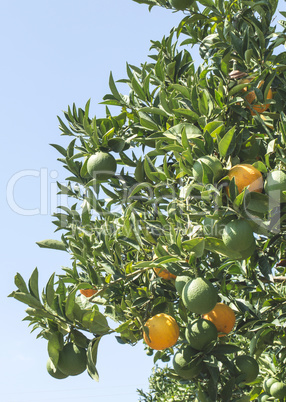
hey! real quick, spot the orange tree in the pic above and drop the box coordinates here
[9,0,286,400]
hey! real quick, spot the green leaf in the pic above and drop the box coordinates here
[9,291,43,309]
[50,143,67,157]
[117,236,141,251]
[204,238,241,259]
[131,75,146,101]
[28,268,40,300]
[45,273,56,309]
[169,84,190,98]
[87,338,101,381]
[138,112,159,131]
[108,138,126,153]
[14,273,29,293]
[228,83,248,97]
[109,72,122,101]
[218,127,235,157]
[36,239,66,251]
[199,0,214,6]
[82,311,110,335]
[48,332,63,366]
[173,108,200,122]
[71,329,89,349]
[65,288,77,321]
[119,151,137,167]
[181,238,205,257]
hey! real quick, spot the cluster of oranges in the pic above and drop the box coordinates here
[143,303,236,352]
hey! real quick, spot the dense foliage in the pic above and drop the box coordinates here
[9,0,286,400]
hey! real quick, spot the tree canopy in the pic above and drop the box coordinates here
[9,0,286,400]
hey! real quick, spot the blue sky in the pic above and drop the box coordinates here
[1,1,286,401]
[0,1,184,401]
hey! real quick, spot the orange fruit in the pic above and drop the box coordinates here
[153,267,176,280]
[153,246,176,280]
[241,79,272,115]
[202,303,236,337]
[80,288,97,297]
[143,313,180,350]
[226,164,263,196]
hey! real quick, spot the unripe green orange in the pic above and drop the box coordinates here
[182,277,217,314]
[87,151,117,181]
[57,342,87,376]
[173,344,202,379]
[222,219,255,253]
[263,378,277,394]
[185,318,217,351]
[269,381,286,399]
[235,355,259,383]
[46,358,68,379]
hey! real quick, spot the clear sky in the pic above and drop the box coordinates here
[1,1,286,401]
[0,1,184,401]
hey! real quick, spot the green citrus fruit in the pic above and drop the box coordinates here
[182,277,217,314]
[263,377,277,394]
[235,355,259,383]
[46,357,68,379]
[257,393,270,402]
[264,170,286,203]
[173,344,203,379]
[237,239,256,260]
[185,318,217,351]
[87,151,117,181]
[175,275,192,296]
[57,342,87,376]
[192,155,223,184]
[169,0,194,10]
[269,381,286,399]
[222,219,254,252]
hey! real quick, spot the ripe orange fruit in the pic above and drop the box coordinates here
[226,164,263,196]
[143,313,180,350]
[241,79,272,115]
[153,267,176,280]
[153,246,176,280]
[202,303,236,337]
[80,288,97,297]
